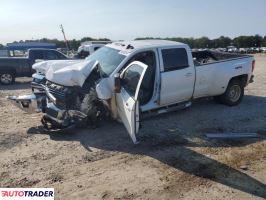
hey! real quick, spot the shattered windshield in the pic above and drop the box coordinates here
[85,46,126,76]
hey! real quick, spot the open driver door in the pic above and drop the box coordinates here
[115,61,148,144]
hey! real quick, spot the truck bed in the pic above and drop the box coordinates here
[192,50,252,66]
[193,52,254,99]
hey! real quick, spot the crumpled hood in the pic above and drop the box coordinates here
[45,60,98,87]
[32,60,83,75]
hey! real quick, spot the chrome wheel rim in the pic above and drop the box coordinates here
[1,73,13,84]
[228,85,241,102]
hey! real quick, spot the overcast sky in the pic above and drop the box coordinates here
[0,0,265,44]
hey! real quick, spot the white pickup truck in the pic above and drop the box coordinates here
[8,40,255,144]
[76,41,111,58]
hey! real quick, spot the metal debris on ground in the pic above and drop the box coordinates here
[205,133,259,139]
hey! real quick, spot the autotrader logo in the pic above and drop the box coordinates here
[0,188,54,200]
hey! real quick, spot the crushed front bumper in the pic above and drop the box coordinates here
[41,102,88,130]
[7,94,46,113]
[7,93,88,130]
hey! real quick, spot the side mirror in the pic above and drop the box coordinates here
[114,73,121,93]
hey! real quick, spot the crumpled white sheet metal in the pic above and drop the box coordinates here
[32,60,83,75]
[96,78,112,100]
[45,60,99,87]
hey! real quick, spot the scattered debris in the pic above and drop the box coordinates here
[49,173,64,183]
[205,133,259,139]
[240,165,248,170]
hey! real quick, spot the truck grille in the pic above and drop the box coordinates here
[47,86,66,99]
[46,82,70,109]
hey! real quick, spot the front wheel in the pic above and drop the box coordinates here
[0,72,15,85]
[216,80,244,106]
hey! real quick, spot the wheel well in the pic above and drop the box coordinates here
[229,74,248,87]
[0,68,16,76]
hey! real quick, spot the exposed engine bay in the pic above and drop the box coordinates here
[41,64,110,130]
[8,62,111,131]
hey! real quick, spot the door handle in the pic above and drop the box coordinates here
[185,73,193,77]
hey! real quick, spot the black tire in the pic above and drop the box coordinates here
[79,87,99,128]
[218,79,244,106]
[80,87,98,117]
[0,71,15,85]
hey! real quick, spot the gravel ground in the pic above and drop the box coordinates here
[0,55,266,200]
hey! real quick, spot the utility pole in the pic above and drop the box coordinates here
[60,24,69,52]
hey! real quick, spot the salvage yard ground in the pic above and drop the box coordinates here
[0,55,266,200]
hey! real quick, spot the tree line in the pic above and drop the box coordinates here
[136,35,266,49]
[1,35,266,50]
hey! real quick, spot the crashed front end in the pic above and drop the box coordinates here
[7,60,111,131]
[7,83,85,129]
[42,81,89,129]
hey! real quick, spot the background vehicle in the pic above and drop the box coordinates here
[76,41,111,59]
[247,47,260,54]
[0,49,68,84]
[239,48,247,54]
[260,47,266,53]
[8,40,255,143]
[227,46,238,53]
[0,50,10,57]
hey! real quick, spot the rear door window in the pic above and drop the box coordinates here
[161,48,188,71]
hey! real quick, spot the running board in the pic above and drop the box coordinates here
[141,101,192,119]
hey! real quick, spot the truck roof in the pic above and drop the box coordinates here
[107,40,187,52]
[27,48,58,51]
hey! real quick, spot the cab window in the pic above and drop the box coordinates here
[121,64,143,98]
[123,51,156,105]
[46,51,58,59]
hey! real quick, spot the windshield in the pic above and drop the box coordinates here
[85,46,126,76]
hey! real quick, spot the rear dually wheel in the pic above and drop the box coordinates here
[215,79,244,106]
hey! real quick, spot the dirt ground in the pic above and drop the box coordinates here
[0,55,266,200]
